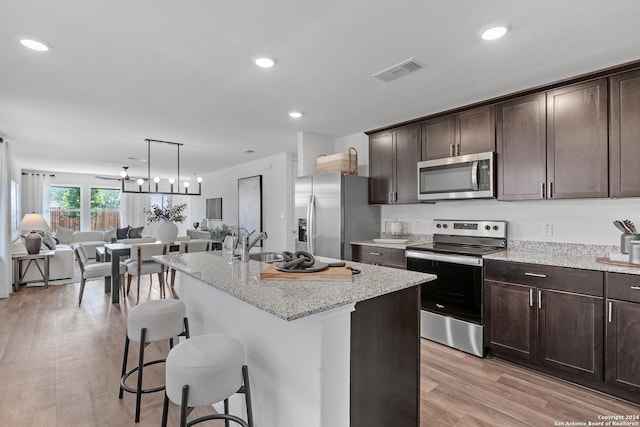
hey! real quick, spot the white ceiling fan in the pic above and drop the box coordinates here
[95,166,148,182]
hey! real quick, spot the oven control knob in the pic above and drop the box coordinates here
[485,225,491,230]
[442,224,448,229]
[436,223,442,228]
[493,225,499,231]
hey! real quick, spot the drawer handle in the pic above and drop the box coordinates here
[609,301,612,323]
[631,286,640,290]
[525,272,547,278]
[369,252,382,256]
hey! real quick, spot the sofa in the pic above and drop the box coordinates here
[55,227,154,259]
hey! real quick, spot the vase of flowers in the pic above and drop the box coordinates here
[145,203,187,243]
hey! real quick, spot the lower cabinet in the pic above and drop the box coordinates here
[351,244,406,269]
[605,272,640,395]
[484,260,604,386]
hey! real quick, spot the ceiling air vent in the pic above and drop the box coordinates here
[372,58,423,83]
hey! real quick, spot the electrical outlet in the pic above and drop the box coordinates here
[543,223,553,237]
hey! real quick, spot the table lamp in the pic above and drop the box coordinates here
[18,213,51,255]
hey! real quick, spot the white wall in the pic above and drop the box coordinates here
[41,172,196,236]
[297,132,335,176]
[191,152,294,252]
[334,133,369,176]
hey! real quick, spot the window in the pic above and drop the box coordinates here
[91,188,121,231]
[50,186,81,231]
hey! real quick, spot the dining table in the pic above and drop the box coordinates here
[103,243,133,304]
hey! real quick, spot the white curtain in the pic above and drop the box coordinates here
[0,141,12,297]
[21,172,51,218]
[120,192,148,229]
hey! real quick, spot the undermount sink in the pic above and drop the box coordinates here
[248,252,283,263]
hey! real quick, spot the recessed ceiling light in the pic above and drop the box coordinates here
[481,25,509,41]
[242,149,255,154]
[253,56,277,68]
[288,111,303,119]
[19,38,51,52]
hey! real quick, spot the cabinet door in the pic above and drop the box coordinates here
[393,125,420,204]
[606,299,640,393]
[421,115,456,160]
[484,280,537,364]
[546,79,608,199]
[610,69,640,197]
[496,94,547,200]
[369,131,394,204]
[458,105,496,156]
[538,289,604,381]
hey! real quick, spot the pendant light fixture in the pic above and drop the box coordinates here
[121,139,202,195]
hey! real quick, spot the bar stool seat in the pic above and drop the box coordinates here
[119,299,189,423]
[161,334,253,427]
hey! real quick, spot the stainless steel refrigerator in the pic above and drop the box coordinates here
[295,173,380,260]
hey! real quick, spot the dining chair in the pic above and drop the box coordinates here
[125,242,168,303]
[74,244,127,305]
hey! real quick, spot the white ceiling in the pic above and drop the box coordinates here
[3,0,640,180]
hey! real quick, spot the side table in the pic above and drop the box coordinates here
[12,251,55,291]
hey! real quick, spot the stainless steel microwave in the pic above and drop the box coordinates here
[417,152,495,201]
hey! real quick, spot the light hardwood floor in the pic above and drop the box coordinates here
[0,276,638,426]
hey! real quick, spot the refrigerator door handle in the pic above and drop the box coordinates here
[308,194,315,254]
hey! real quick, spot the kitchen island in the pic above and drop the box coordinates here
[154,251,435,427]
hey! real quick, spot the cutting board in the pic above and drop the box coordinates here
[260,263,353,281]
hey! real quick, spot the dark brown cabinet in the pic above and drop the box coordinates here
[605,272,640,394]
[351,244,405,269]
[421,105,495,160]
[546,78,609,199]
[496,93,547,200]
[497,79,608,200]
[484,260,604,383]
[610,69,640,197]
[369,124,420,204]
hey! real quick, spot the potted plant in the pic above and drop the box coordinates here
[209,223,233,242]
[145,203,187,243]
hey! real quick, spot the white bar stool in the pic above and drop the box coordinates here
[161,334,254,427]
[119,299,190,423]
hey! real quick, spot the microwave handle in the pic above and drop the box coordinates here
[471,160,479,190]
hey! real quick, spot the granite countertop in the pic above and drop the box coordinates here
[484,240,640,276]
[154,251,435,321]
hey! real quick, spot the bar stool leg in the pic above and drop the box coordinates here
[242,365,254,427]
[135,328,147,423]
[161,392,170,427]
[224,399,230,427]
[118,336,130,399]
[180,385,190,427]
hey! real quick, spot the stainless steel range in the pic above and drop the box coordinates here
[405,219,507,357]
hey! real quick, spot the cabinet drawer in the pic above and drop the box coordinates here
[351,245,406,269]
[484,260,603,296]
[606,272,640,303]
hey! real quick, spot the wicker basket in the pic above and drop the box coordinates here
[316,147,358,175]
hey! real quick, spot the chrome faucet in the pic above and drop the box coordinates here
[239,230,268,262]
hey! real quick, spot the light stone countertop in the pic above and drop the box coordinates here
[484,240,640,276]
[154,251,435,321]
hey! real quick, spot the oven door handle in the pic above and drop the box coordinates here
[405,250,482,267]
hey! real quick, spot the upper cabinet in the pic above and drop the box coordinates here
[369,124,420,205]
[497,93,547,200]
[610,69,640,197]
[422,105,495,160]
[497,79,608,200]
[546,79,608,199]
